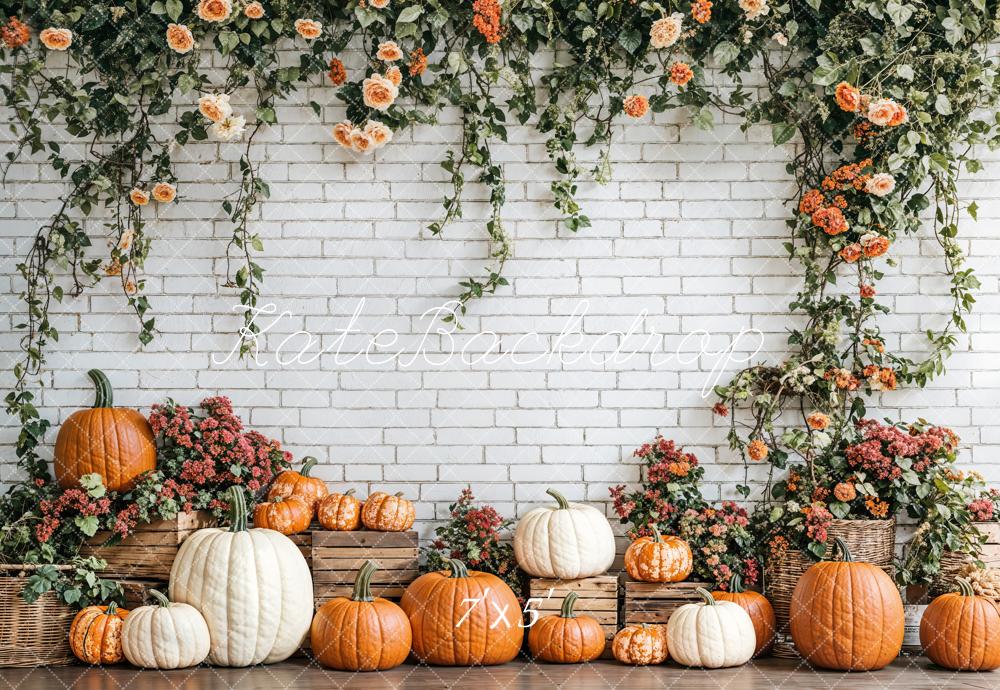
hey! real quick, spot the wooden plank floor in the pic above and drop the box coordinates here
[0,657,996,689]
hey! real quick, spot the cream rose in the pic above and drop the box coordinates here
[333,121,354,148]
[166,24,195,54]
[362,74,398,111]
[210,114,246,141]
[364,121,393,148]
[350,129,374,154]
[294,18,322,39]
[39,27,73,51]
[198,93,233,123]
[739,0,769,20]
[197,0,232,22]
[649,14,683,50]
[152,182,177,203]
[376,40,403,62]
[865,173,895,198]
[866,98,898,127]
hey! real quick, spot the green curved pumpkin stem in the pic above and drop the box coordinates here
[831,536,854,562]
[560,591,579,618]
[729,573,744,594]
[149,589,171,608]
[228,486,248,533]
[650,524,662,542]
[352,560,378,602]
[393,491,405,498]
[547,488,570,509]
[696,587,717,606]
[443,557,469,578]
[956,577,975,597]
[87,369,113,408]
[342,488,356,497]
[106,601,118,616]
[300,456,318,477]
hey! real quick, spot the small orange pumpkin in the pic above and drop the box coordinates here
[253,495,312,535]
[624,525,693,583]
[920,577,1000,671]
[317,489,362,531]
[69,602,129,665]
[528,592,606,663]
[311,560,412,671]
[362,491,415,532]
[268,456,329,511]
[712,573,776,658]
[612,623,668,665]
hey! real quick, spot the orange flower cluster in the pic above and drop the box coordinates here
[473,0,502,44]
[666,460,691,477]
[1,16,30,49]
[859,284,876,298]
[769,535,789,556]
[834,82,862,112]
[812,486,831,502]
[328,57,347,86]
[863,365,897,391]
[811,205,848,235]
[860,233,890,258]
[798,189,824,214]
[862,337,885,353]
[825,367,860,391]
[408,48,427,77]
[669,62,694,86]
[824,159,873,192]
[833,481,857,502]
[623,94,649,118]
[691,0,712,23]
[865,496,890,518]
[786,470,800,492]
[747,438,769,461]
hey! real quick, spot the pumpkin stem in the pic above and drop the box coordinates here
[696,587,717,606]
[443,557,469,578]
[831,536,854,562]
[729,573,744,593]
[227,486,248,533]
[393,491,405,498]
[956,577,976,597]
[546,488,570,510]
[87,369,113,408]
[106,601,118,616]
[343,488,356,497]
[300,456,318,477]
[650,524,662,542]
[149,589,171,608]
[560,591,579,618]
[352,560,378,602]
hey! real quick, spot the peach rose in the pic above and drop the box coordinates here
[833,482,857,503]
[860,233,890,258]
[362,74,398,111]
[865,173,895,197]
[649,14,683,49]
[834,82,861,113]
[244,1,265,19]
[385,65,402,86]
[129,188,150,206]
[376,40,403,62]
[198,93,233,123]
[623,94,648,118]
[887,102,908,127]
[333,121,354,148]
[197,0,232,22]
[39,27,72,51]
[370,0,389,7]
[738,0,769,20]
[152,182,177,203]
[838,243,862,263]
[166,24,195,54]
[806,412,830,430]
[350,129,374,155]
[866,98,902,127]
[294,18,322,39]
[747,439,769,462]
[364,120,393,147]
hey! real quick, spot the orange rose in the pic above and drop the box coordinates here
[152,182,177,203]
[129,188,150,206]
[623,94,648,118]
[328,57,347,86]
[165,23,195,54]
[294,18,322,39]
[333,121,354,148]
[39,27,72,50]
[370,0,389,7]
[197,0,232,22]
[747,439,769,462]
[362,74,398,111]
[860,233,890,258]
[887,102,908,127]
[198,93,233,123]
[806,412,830,430]
[834,82,861,113]
[364,120,393,147]
[2,17,31,49]
[350,129,374,155]
[839,243,862,263]
[376,40,403,62]
[385,65,402,86]
[244,1,264,19]
[860,284,876,299]
[669,62,694,87]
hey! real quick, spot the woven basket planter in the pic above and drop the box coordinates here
[0,565,76,667]
[931,522,1000,599]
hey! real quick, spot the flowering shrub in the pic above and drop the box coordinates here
[678,502,760,589]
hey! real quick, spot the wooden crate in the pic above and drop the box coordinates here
[288,523,321,568]
[622,578,712,625]
[82,511,215,580]
[118,579,168,609]
[527,575,620,658]
[311,530,419,606]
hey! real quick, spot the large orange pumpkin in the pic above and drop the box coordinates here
[400,558,523,666]
[789,537,903,671]
[624,525,692,583]
[527,592,606,663]
[69,602,129,665]
[253,495,312,535]
[362,491,415,532]
[712,573,775,658]
[311,560,412,671]
[920,577,1000,671]
[54,369,156,492]
[317,489,362,531]
[268,456,329,511]
[612,623,668,665]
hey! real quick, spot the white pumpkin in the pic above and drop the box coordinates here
[513,488,616,579]
[122,589,211,669]
[667,587,756,668]
[168,486,313,667]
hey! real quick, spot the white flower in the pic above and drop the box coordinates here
[649,13,683,50]
[865,173,896,197]
[210,114,246,141]
[772,32,787,46]
[198,93,232,123]
[739,0,770,20]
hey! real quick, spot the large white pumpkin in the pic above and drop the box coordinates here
[122,589,211,669]
[168,487,313,667]
[667,588,756,668]
[513,488,616,579]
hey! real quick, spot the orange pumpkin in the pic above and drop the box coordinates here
[527,592,606,663]
[54,369,156,492]
[400,558,523,666]
[920,577,1000,671]
[317,489,362,531]
[624,525,692,583]
[69,602,129,665]
[362,491,415,532]
[712,573,775,658]
[311,560,412,671]
[789,537,903,671]
[253,495,312,535]
[268,456,329,511]
[612,623,668,665]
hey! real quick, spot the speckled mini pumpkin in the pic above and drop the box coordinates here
[253,495,312,535]
[612,624,668,666]
[624,526,692,583]
[362,491,415,532]
[317,489,362,531]
[69,602,129,665]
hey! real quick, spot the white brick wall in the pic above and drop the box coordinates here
[3,57,1000,534]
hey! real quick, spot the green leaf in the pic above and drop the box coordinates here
[74,515,100,537]
[772,122,797,145]
[935,94,953,115]
[618,28,641,54]
[166,0,183,22]
[713,41,740,67]
[396,5,423,23]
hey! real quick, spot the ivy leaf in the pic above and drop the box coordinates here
[935,94,953,115]
[772,122,797,145]
[713,41,739,66]
[618,28,641,54]
[886,0,914,27]
[166,0,183,22]
[967,201,978,220]
[74,515,100,537]
[396,6,423,23]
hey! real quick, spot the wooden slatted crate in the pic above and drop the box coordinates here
[527,575,620,658]
[287,523,320,568]
[622,578,711,625]
[82,511,215,580]
[311,530,419,606]
[118,579,168,609]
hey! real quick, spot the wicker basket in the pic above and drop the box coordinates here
[0,565,76,667]
[766,518,896,638]
[931,522,1000,598]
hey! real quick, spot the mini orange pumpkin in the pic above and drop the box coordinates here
[317,489,362,531]
[268,456,329,511]
[528,592,606,663]
[253,495,312,535]
[712,573,776,658]
[920,577,1000,671]
[311,560,412,671]
[69,602,129,665]
[612,623,668,665]
[624,525,692,583]
[54,369,156,492]
[362,491,415,532]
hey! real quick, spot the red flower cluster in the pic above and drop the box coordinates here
[845,419,956,480]
[36,489,112,543]
[803,501,833,543]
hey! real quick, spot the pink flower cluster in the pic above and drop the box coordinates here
[845,419,957,480]
[36,488,112,543]
[804,501,833,543]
